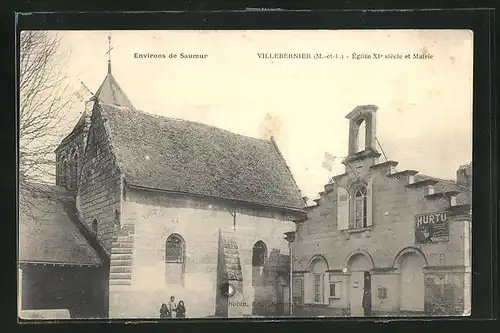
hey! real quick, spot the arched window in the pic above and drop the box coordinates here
[92,219,98,235]
[165,234,185,285]
[60,157,68,186]
[166,234,184,263]
[95,145,101,159]
[351,184,368,229]
[71,150,79,190]
[252,241,267,287]
[252,241,267,267]
[356,118,366,153]
[311,258,328,304]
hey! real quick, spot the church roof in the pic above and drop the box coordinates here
[415,174,458,193]
[415,174,471,206]
[97,102,305,211]
[19,183,103,266]
[59,111,89,147]
[92,73,134,109]
[57,72,134,149]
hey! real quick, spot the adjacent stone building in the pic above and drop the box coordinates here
[19,184,109,319]
[21,60,306,318]
[291,105,472,317]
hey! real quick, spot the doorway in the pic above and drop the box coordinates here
[399,253,425,312]
[346,252,373,317]
[363,271,372,316]
[275,277,285,316]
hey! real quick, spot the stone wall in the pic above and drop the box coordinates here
[292,161,470,316]
[76,107,123,253]
[293,164,465,271]
[55,123,88,194]
[108,186,297,318]
[424,269,466,315]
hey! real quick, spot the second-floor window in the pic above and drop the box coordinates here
[351,185,368,229]
[337,179,372,231]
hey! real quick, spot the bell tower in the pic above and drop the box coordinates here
[343,105,381,173]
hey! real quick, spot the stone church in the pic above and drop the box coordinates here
[19,59,306,318]
[291,105,472,317]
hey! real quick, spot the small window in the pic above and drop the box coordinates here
[330,281,341,298]
[292,277,304,304]
[377,286,387,299]
[165,234,185,285]
[252,241,267,267]
[71,151,79,190]
[252,241,268,287]
[60,158,68,186]
[356,118,366,153]
[166,234,184,263]
[92,219,98,234]
[314,274,324,303]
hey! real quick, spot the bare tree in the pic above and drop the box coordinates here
[19,31,74,217]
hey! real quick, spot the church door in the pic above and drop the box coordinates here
[349,271,365,316]
[399,253,425,312]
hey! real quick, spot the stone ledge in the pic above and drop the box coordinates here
[405,179,439,188]
[425,190,460,199]
[110,272,132,279]
[111,253,133,260]
[345,227,371,234]
[110,266,132,273]
[109,280,132,286]
[111,241,134,248]
[387,170,419,181]
[111,260,132,266]
[111,247,133,254]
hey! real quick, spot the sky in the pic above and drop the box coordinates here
[53,30,472,201]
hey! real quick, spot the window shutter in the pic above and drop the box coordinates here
[337,186,349,230]
[323,273,330,305]
[303,273,313,304]
[366,178,373,227]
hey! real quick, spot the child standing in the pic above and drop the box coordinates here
[176,301,186,318]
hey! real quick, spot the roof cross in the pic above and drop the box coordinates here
[106,34,113,74]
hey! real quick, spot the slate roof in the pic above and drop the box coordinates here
[98,102,305,210]
[415,174,459,193]
[58,72,132,149]
[59,111,90,147]
[19,183,102,266]
[414,174,470,205]
[92,73,135,109]
[308,170,472,210]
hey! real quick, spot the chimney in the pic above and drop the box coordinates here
[456,163,472,187]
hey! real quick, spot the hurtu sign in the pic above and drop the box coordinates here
[415,211,449,243]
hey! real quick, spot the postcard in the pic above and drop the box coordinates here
[18,29,472,320]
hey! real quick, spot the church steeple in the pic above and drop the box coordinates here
[106,34,113,74]
[90,33,135,109]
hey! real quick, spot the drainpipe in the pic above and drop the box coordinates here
[18,266,23,315]
[289,242,293,316]
[284,231,296,316]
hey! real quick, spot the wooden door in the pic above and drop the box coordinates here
[350,271,364,316]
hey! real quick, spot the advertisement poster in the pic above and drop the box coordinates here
[415,211,450,243]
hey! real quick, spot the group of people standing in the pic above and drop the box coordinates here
[160,296,186,319]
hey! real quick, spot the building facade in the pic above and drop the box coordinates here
[39,60,306,318]
[291,105,472,317]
